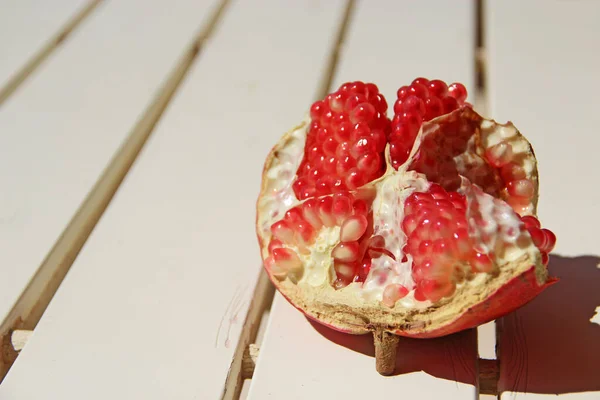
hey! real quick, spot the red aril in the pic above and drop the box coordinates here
[293,82,391,199]
[256,79,557,376]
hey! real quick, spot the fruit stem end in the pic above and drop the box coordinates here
[373,329,399,376]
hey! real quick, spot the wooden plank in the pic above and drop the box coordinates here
[486,1,600,399]
[249,1,480,399]
[0,0,223,375]
[251,294,479,399]
[0,1,348,399]
[0,0,99,102]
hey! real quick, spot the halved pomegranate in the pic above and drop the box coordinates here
[256,79,557,375]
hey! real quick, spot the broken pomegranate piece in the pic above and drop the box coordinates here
[256,79,557,375]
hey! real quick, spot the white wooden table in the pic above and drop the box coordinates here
[0,1,598,399]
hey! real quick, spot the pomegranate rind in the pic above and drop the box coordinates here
[396,266,558,338]
[408,107,540,215]
[263,251,551,337]
[256,108,552,338]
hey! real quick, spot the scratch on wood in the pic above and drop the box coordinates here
[216,285,250,349]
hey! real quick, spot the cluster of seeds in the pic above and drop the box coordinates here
[267,192,371,280]
[292,82,391,200]
[401,184,489,302]
[389,77,469,169]
[519,215,556,265]
[276,78,557,305]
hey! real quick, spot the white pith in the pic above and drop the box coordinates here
[257,110,542,313]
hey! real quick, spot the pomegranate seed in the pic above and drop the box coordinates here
[285,207,304,223]
[322,137,338,156]
[448,83,467,102]
[414,285,427,301]
[391,123,418,143]
[382,284,409,307]
[264,256,286,278]
[336,155,355,176]
[528,227,548,250]
[355,258,371,282]
[419,279,456,302]
[500,163,526,181]
[345,94,367,112]
[352,199,368,215]
[328,92,347,112]
[334,261,357,281]
[424,97,443,121]
[340,215,368,242]
[389,139,411,166]
[412,77,429,86]
[310,100,325,120]
[350,103,376,124]
[397,86,410,99]
[507,179,535,198]
[370,130,387,152]
[432,238,455,261]
[334,122,352,142]
[541,229,556,252]
[372,94,388,113]
[272,248,302,272]
[345,168,365,190]
[271,220,295,244]
[357,152,381,175]
[428,80,448,97]
[295,220,315,244]
[302,199,322,229]
[315,129,329,146]
[402,96,426,116]
[471,252,494,273]
[452,228,471,258]
[322,156,337,174]
[351,137,377,158]
[332,241,360,262]
[349,81,366,93]
[268,239,284,253]
[318,197,335,227]
[520,215,541,229]
[332,194,352,223]
[441,96,459,113]
[409,83,429,98]
[485,142,514,167]
[402,214,418,236]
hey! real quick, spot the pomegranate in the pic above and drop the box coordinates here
[256,79,557,375]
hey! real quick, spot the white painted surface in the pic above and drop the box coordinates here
[487,1,600,398]
[478,321,496,359]
[0,0,220,327]
[331,0,475,105]
[250,295,479,399]
[0,0,91,88]
[249,2,479,399]
[0,1,347,398]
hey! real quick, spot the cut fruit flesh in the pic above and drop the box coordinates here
[255,80,556,374]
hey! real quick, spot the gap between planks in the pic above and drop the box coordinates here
[219,2,357,399]
[0,0,232,383]
[9,327,501,396]
[222,0,499,399]
[0,0,104,107]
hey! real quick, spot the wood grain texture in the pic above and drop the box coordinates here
[486,1,600,398]
[249,295,479,399]
[248,2,480,399]
[0,0,102,105]
[0,1,348,398]
[0,0,223,379]
[0,0,93,90]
